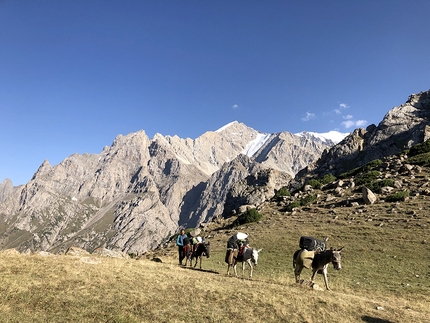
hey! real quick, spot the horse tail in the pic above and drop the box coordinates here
[293,249,301,268]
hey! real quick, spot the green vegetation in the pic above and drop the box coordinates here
[232,208,262,226]
[339,159,383,178]
[283,194,317,212]
[385,190,410,202]
[355,170,380,186]
[320,173,336,184]
[273,186,290,201]
[408,139,430,157]
[407,152,430,166]
[306,179,321,189]
[304,174,336,191]
[366,178,395,193]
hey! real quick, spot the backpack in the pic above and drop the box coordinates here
[299,236,317,251]
[299,236,327,252]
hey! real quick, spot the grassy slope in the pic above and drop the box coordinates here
[1,165,430,322]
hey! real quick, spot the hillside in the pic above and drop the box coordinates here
[0,122,335,254]
[2,147,429,322]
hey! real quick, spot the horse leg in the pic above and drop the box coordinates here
[294,265,303,283]
[233,262,238,277]
[322,267,330,291]
[248,260,253,279]
[199,256,202,269]
[310,269,317,284]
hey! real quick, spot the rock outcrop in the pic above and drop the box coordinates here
[293,89,430,187]
[0,122,332,254]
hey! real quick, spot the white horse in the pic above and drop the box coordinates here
[226,247,262,278]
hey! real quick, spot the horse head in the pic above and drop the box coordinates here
[330,247,343,271]
[203,242,210,258]
[251,248,262,266]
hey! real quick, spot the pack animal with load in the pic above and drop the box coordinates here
[293,236,343,290]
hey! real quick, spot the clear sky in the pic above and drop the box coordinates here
[1,1,430,185]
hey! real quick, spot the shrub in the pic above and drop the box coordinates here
[367,179,395,193]
[356,170,381,186]
[408,139,430,157]
[339,160,382,179]
[306,179,322,190]
[274,187,290,200]
[385,191,409,202]
[233,208,262,226]
[301,194,317,205]
[406,152,430,166]
[283,201,301,212]
[362,159,383,171]
[283,194,317,212]
[320,174,336,185]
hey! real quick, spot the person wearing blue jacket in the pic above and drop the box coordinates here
[176,229,188,265]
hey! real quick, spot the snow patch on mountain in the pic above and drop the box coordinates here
[243,133,271,157]
[215,121,238,132]
[295,131,349,144]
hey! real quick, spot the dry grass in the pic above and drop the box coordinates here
[1,198,430,323]
[2,169,430,322]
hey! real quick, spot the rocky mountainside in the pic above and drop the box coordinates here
[0,121,334,254]
[293,89,430,187]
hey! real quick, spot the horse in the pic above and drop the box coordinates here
[293,247,343,290]
[226,247,262,279]
[188,242,210,269]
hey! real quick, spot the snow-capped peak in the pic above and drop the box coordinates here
[295,130,349,144]
[215,121,239,132]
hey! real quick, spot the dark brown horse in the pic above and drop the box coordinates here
[186,242,210,269]
[293,247,343,290]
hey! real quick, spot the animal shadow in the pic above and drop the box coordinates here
[362,316,394,323]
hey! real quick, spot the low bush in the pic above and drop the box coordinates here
[273,187,290,201]
[408,139,430,157]
[385,191,409,202]
[306,179,321,190]
[320,173,336,185]
[367,179,395,193]
[406,152,430,166]
[233,208,262,226]
[283,194,317,212]
[355,170,381,186]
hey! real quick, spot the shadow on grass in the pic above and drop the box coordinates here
[180,265,220,275]
[362,316,394,323]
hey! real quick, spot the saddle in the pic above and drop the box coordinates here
[298,249,315,269]
[225,248,238,265]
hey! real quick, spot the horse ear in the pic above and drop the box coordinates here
[338,246,344,252]
[257,248,263,253]
[324,237,329,242]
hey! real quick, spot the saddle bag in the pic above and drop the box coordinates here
[299,236,327,252]
[299,236,317,251]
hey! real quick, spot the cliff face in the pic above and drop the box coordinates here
[0,122,332,254]
[293,89,430,187]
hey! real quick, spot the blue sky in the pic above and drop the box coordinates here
[1,1,430,185]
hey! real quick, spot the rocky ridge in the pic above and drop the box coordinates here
[293,89,430,187]
[0,121,333,254]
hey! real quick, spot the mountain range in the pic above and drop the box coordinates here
[1,88,429,254]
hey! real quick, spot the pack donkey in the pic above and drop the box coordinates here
[226,247,262,279]
[293,247,343,290]
[187,242,210,269]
